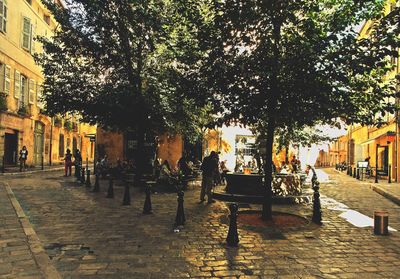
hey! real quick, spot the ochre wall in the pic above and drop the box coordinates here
[157,134,183,169]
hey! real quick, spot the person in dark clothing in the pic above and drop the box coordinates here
[178,152,193,176]
[64,149,73,176]
[200,151,218,204]
[19,146,28,172]
[74,149,82,177]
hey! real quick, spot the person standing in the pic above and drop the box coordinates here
[19,146,28,172]
[64,149,73,176]
[200,151,218,204]
[74,149,82,178]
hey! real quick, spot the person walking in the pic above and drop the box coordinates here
[200,151,218,204]
[64,149,73,176]
[19,146,28,172]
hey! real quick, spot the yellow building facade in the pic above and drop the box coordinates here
[0,0,96,168]
[329,0,399,179]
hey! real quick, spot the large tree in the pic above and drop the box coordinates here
[36,0,211,178]
[183,0,399,219]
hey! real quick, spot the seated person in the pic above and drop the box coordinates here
[178,153,193,176]
[158,160,179,192]
[220,160,230,184]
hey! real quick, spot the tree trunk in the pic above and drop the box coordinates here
[262,120,275,220]
[285,143,289,164]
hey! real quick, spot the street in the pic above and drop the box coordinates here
[1,169,400,278]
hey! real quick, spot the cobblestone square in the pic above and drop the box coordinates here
[1,169,400,278]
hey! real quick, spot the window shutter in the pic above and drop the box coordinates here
[22,17,31,50]
[4,65,10,94]
[0,1,3,32]
[0,64,4,93]
[29,79,35,104]
[14,70,20,99]
[37,83,44,109]
[0,0,6,33]
[31,24,36,53]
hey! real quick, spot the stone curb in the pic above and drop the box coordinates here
[369,184,400,207]
[0,167,65,176]
[4,182,62,279]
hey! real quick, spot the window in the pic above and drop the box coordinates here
[22,17,31,50]
[43,15,50,25]
[29,79,35,104]
[235,135,257,156]
[36,83,44,109]
[0,64,10,94]
[19,75,28,109]
[59,133,65,157]
[0,0,7,33]
[22,17,35,53]
[14,70,20,99]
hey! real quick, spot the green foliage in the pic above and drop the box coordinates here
[64,120,73,131]
[35,0,213,141]
[0,93,7,112]
[53,116,62,127]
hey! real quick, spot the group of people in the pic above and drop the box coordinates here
[278,155,301,174]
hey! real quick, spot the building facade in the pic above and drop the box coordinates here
[0,0,96,168]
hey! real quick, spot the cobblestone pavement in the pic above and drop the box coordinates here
[0,183,42,278]
[2,169,400,278]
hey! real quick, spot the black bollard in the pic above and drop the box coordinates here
[353,168,356,178]
[226,203,239,247]
[388,164,391,184]
[106,176,114,198]
[93,174,100,193]
[346,166,350,175]
[312,179,323,225]
[75,163,80,179]
[41,155,44,170]
[175,191,186,227]
[349,167,353,177]
[356,168,360,180]
[80,167,86,184]
[143,184,152,214]
[85,169,91,187]
[122,184,131,205]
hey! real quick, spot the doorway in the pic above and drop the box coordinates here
[34,121,45,165]
[4,132,18,165]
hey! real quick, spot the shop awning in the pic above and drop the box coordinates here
[360,131,396,145]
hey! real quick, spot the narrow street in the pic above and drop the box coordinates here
[1,169,400,278]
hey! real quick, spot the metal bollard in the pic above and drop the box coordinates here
[85,169,91,187]
[106,176,114,198]
[41,155,44,170]
[92,174,100,192]
[349,167,352,177]
[226,203,239,247]
[353,168,356,178]
[75,164,80,179]
[388,164,391,184]
[356,168,360,180]
[122,184,131,205]
[347,166,350,175]
[80,167,86,184]
[175,191,186,227]
[374,211,389,235]
[143,184,152,214]
[312,173,322,225]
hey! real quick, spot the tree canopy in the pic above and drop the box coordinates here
[178,0,399,219]
[36,0,212,142]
